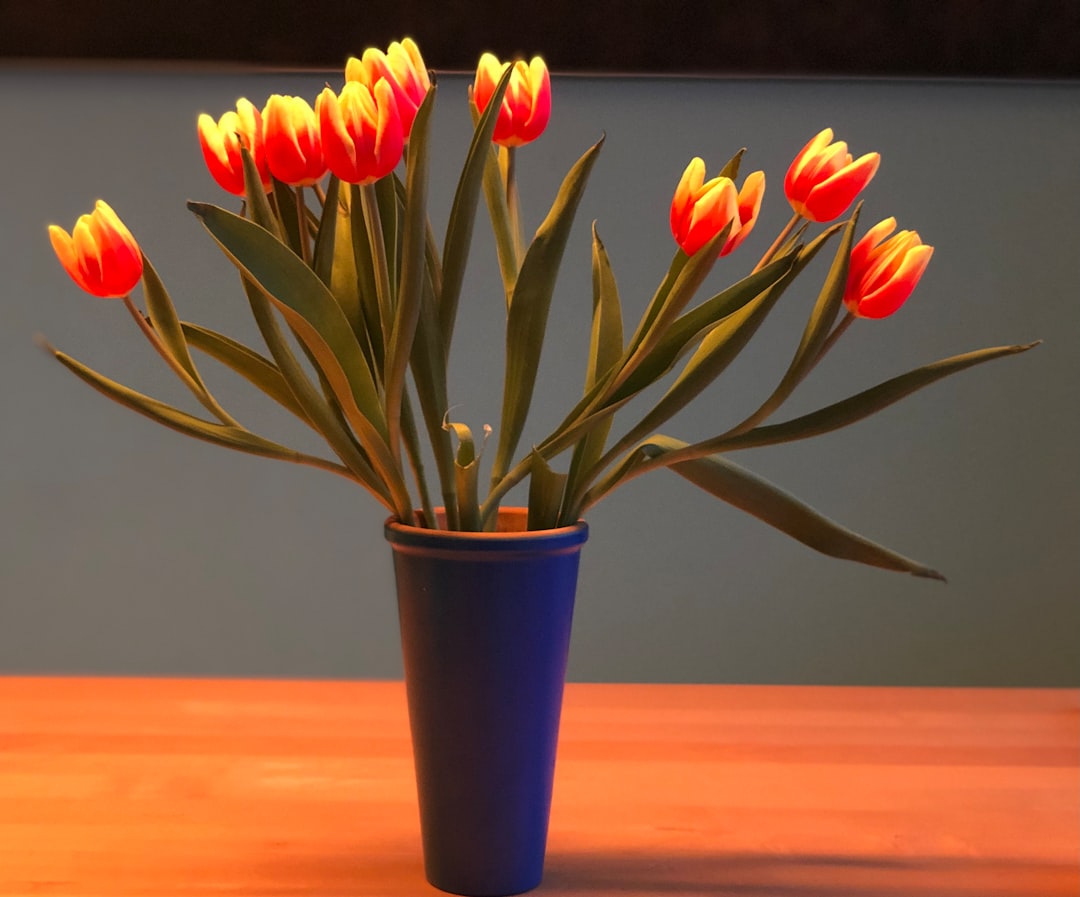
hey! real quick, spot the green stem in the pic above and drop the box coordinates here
[753,212,801,274]
[122,295,242,428]
[360,183,394,349]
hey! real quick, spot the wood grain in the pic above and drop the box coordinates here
[0,678,1076,896]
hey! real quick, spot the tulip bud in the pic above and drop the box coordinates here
[785,128,880,223]
[262,95,327,187]
[317,81,404,185]
[346,37,430,140]
[670,158,765,257]
[472,53,551,148]
[197,98,271,196]
[844,217,934,318]
[48,200,143,298]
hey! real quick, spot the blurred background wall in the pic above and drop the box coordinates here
[1,64,1075,686]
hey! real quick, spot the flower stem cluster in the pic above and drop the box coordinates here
[43,38,1035,578]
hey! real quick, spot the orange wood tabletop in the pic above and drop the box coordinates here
[0,677,1077,896]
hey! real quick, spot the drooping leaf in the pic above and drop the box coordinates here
[601,435,945,579]
[443,417,490,531]
[49,346,373,495]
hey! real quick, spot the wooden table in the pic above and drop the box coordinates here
[1,678,1076,896]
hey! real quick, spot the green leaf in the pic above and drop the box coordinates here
[441,63,515,349]
[710,342,1042,452]
[240,146,277,235]
[180,321,312,426]
[490,137,605,486]
[623,224,843,444]
[385,86,436,466]
[236,274,390,503]
[751,207,861,425]
[609,251,795,405]
[718,148,746,180]
[375,172,400,301]
[49,346,367,492]
[190,201,414,518]
[272,179,303,256]
[528,452,568,531]
[141,256,205,389]
[563,225,624,519]
[631,435,943,579]
[443,417,489,531]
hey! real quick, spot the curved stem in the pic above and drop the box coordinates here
[122,295,242,428]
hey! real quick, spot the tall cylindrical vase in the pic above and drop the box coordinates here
[385,508,589,897]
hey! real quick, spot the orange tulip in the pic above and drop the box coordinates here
[670,158,765,257]
[472,53,551,147]
[48,201,143,299]
[785,128,880,223]
[844,217,933,319]
[317,81,404,185]
[196,98,271,196]
[262,95,327,187]
[345,37,430,140]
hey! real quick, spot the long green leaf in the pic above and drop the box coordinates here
[708,342,1042,453]
[489,137,605,487]
[180,321,312,426]
[236,275,389,504]
[563,225,624,519]
[190,201,414,518]
[624,435,943,579]
[385,86,436,467]
[190,202,386,436]
[50,346,366,490]
[441,64,515,349]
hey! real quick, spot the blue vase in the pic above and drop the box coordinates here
[385,508,589,896]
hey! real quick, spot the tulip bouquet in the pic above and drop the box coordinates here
[44,39,1036,579]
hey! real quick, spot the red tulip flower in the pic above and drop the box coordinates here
[197,98,271,196]
[844,217,934,318]
[785,128,880,223]
[346,37,430,140]
[472,53,551,148]
[670,158,765,257]
[48,200,143,298]
[262,95,327,187]
[317,81,405,185]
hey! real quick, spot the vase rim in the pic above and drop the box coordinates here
[385,507,588,552]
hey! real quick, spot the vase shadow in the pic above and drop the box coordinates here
[540,849,1072,896]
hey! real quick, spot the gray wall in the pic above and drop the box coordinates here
[1,67,1076,685]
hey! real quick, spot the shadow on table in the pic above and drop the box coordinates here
[541,850,1076,896]
[253,842,1076,896]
